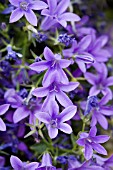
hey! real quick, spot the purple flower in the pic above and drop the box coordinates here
[32,71,79,108]
[10,155,39,170]
[4,89,41,124]
[35,101,77,139]
[41,0,80,30]
[9,0,48,26]
[30,47,71,85]
[63,35,95,73]
[0,104,10,131]
[37,153,56,170]
[85,63,113,99]
[76,126,109,160]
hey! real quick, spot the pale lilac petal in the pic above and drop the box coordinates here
[35,112,51,124]
[32,87,49,97]
[10,8,24,23]
[60,82,79,92]
[58,105,77,122]
[80,132,89,138]
[84,73,97,85]
[100,106,113,116]
[106,77,113,86]
[85,143,93,160]
[56,0,70,14]
[41,17,57,31]
[42,69,55,87]
[0,118,6,131]
[56,91,73,107]
[0,104,10,115]
[76,60,86,73]
[10,156,23,169]
[59,13,80,22]
[25,162,39,170]
[42,93,55,110]
[58,123,72,134]
[99,94,110,105]
[89,126,97,137]
[25,10,37,26]
[91,114,97,127]
[29,61,49,72]
[78,35,91,50]
[76,138,85,146]
[41,9,50,16]
[89,86,100,96]
[58,20,67,28]
[92,143,107,155]
[59,59,71,68]
[44,47,54,61]
[31,1,48,10]
[95,112,108,130]
[93,135,110,143]
[102,87,113,100]
[49,101,59,117]
[40,153,53,167]
[47,0,57,13]
[47,125,58,139]
[13,107,30,123]
[9,0,19,7]
[57,67,69,84]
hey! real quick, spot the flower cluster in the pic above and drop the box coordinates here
[0,0,113,169]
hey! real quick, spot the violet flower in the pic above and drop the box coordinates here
[0,104,10,131]
[9,0,48,26]
[30,46,71,85]
[41,0,80,30]
[35,101,77,139]
[86,94,113,130]
[76,126,109,160]
[85,63,113,99]
[63,35,95,73]
[4,89,41,124]
[10,155,39,170]
[37,153,56,170]
[32,71,79,108]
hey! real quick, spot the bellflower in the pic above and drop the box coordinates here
[35,101,77,138]
[32,71,79,108]
[76,126,109,160]
[9,0,48,26]
[41,0,81,30]
[0,104,10,131]
[30,47,71,85]
[10,155,39,170]
[37,153,56,170]
[4,89,41,124]
[85,63,113,99]
[63,35,95,73]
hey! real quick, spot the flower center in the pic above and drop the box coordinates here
[20,1,29,11]
[49,84,59,93]
[50,120,57,128]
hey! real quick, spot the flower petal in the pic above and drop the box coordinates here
[89,126,97,137]
[49,101,59,117]
[10,8,24,23]
[31,1,48,10]
[25,10,37,26]
[25,162,39,170]
[13,107,30,123]
[89,86,100,96]
[58,105,77,122]
[9,0,19,7]
[76,60,86,73]
[47,125,58,139]
[60,82,79,92]
[92,143,107,155]
[10,156,23,169]
[59,13,80,22]
[59,59,71,68]
[56,91,73,107]
[0,104,10,115]
[85,143,93,160]
[93,135,110,143]
[84,73,97,85]
[76,138,85,146]
[106,77,113,86]
[32,87,49,97]
[0,118,6,131]
[95,112,108,130]
[44,47,55,61]
[56,0,70,14]
[58,123,72,134]
[78,35,92,50]
[47,0,57,13]
[35,111,51,124]
[41,16,57,31]
[29,61,49,72]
